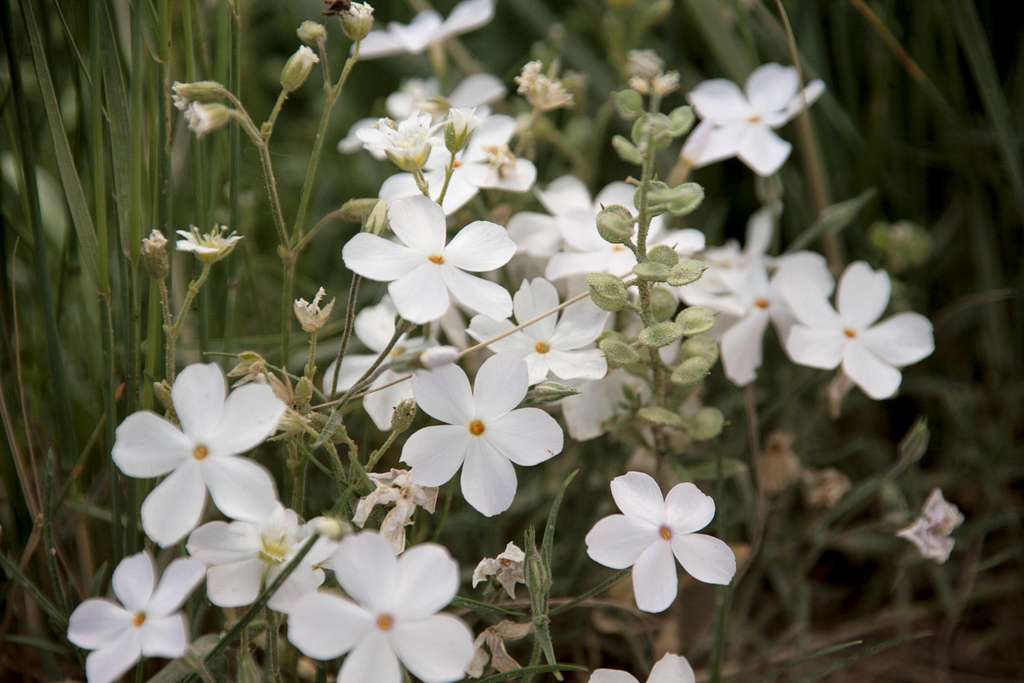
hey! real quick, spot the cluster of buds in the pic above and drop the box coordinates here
[293,287,335,333]
[626,49,680,97]
[515,60,574,112]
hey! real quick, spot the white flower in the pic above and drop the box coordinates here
[342,195,515,324]
[468,278,608,385]
[445,106,482,150]
[419,345,461,369]
[322,297,427,430]
[186,503,337,612]
[175,224,243,263]
[471,542,526,599]
[401,352,564,516]
[112,363,285,547]
[67,552,205,683]
[358,0,495,60]
[681,63,825,176]
[560,370,647,442]
[897,488,964,564]
[780,261,934,400]
[353,469,439,553]
[585,472,736,613]
[590,653,696,683]
[287,532,474,683]
[357,113,440,172]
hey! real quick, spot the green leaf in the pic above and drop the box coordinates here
[451,596,527,620]
[542,470,579,569]
[786,189,876,254]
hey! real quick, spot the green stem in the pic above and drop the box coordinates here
[548,570,629,617]
[166,263,213,381]
[436,151,458,205]
[329,275,362,397]
[266,609,283,683]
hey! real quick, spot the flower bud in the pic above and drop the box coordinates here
[647,244,679,267]
[184,102,233,137]
[675,306,717,336]
[599,337,641,365]
[638,406,685,429]
[418,345,460,369]
[338,197,380,223]
[153,380,173,412]
[612,135,644,165]
[681,334,719,365]
[646,180,704,216]
[341,2,375,42]
[444,107,478,153]
[313,516,350,540]
[667,259,707,287]
[171,80,223,110]
[613,89,644,120]
[141,229,169,280]
[649,286,678,321]
[633,261,669,282]
[671,356,711,385]
[297,20,327,45]
[596,205,635,244]
[280,46,320,93]
[390,399,418,433]
[294,376,314,408]
[586,273,629,312]
[523,381,579,407]
[638,321,684,348]
[364,198,389,235]
[687,406,724,441]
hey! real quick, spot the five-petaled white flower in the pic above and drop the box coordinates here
[112,362,285,547]
[897,488,964,564]
[186,503,337,612]
[358,0,494,60]
[681,63,825,177]
[353,469,439,553]
[472,542,526,599]
[780,261,934,400]
[67,552,205,683]
[589,653,696,683]
[468,278,608,385]
[401,352,564,516]
[585,472,736,613]
[287,532,474,683]
[342,195,515,324]
[175,224,243,263]
[357,113,440,172]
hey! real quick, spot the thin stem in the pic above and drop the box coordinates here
[436,151,458,205]
[549,570,629,617]
[330,275,363,397]
[266,609,283,683]
[166,262,214,380]
[263,90,289,143]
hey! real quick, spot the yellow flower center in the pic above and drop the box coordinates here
[534,341,550,354]
[428,254,445,265]
[132,612,147,628]
[843,327,858,339]
[193,445,209,460]
[747,114,763,124]
[659,526,673,541]
[376,614,395,631]
[469,420,486,436]
[754,297,770,309]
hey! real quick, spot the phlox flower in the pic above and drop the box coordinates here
[186,503,337,612]
[585,472,736,613]
[681,63,825,176]
[468,278,609,385]
[401,352,564,516]
[780,261,934,399]
[67,552,205,683]
[560,370,647,442]
[472,542,526,599]
[358,0,494,60]
[322,297,427,430]
[353,469,439,553]
[112,363,285,547]
[590,653,696,683]
[287,532,474,683]
[342,195,515,323]
[897,488,964,564]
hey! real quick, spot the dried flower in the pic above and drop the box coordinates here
[293,287,335,333]
[802,467,851,510]
[515,61,574,112]
[472,542,526,599]
[340,2,375,42]
[183,102,233,137]
[141,229,169,280]
[756,431,802,495]
[466,620,532,678]
[352,469,438,553]
[297,20,327,45]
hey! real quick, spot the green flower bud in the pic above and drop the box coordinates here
[613,89,644,120]
[647,181,704,216]
[171,80,224,110]
[638,321,684,347]
[297,20,327,45]
[612,135,645,165]
[681,334,719,365]
[340,2,375,42]
[294,376,314,408]
[647,244,679,267]
[667,106,695,137]
[599,337,641,365]
[390,399,418,433]
[667,258,707,286]
[364,199,389,235]
[638,406,685,429]
[596,205,635,244]
[444,107,478,153]
[633,261,669,282]
[649,286,678,322]
[524,381,579,406]
[280,46,320,93]
[676,306,717,336]
[671,356,711,385]
[586,273,629,312]
[688,406,725,441]
[338,198,380,223]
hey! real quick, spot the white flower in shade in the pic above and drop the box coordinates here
[353,469,439,553]
[357,113,440,172]
[590,653,696,683]
[67,552,205,683]
[780,261,934,400]
[471,542,526,599]
[536,179,704,280]
[468,278,608,385]
[401,353,563,516]
[342,195,515,324]
[186,504,337,612]
[112,363,285,547]
[585,472,736,613]
[287,532,474,683]
[681,63,825,177]
[175,224,243,263]
[357,0,494,60]
[897,488,964,564]
[560,370,647,442]
[507,175,613,258]
[322,297,427,430]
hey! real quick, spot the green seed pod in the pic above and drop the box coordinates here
[612,135,645,165]
[599,337,641,365]
[649,286,678,321]
[671,356,712,385]
[638,321,684,347]
[613,89,644,120]
[676,306,717,336]
[596,205,635,244]
[688,406,725,441]
[681,334,719,365]
[648,181,705,216]
[647,244,679,267]
[638,406,685,429]
[667,105,695,137]
[633,261,669,282]
[667,258,707,287]
[586,273,630,312]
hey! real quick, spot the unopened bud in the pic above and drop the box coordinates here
[638,321,684,348]
[171,80,223,110]
[667,259,707,287]
[364,199,389,235]
[675,306,717,336]
[313,516,350,540]
[390,399,418,433]
[671,356,711,385]
[418,345,460,369]
[294,377,314,408]
[638,406,684,429]
[280,46,320,93]
[141,229,169,280]
[647,245,679,267]
[523,381,579,407]
[646,180,704,216]
[338,198,380,223]
[649,286,678,321]
[596,205,635,244]
[184,102,233,137]
[340,2,375,42]
[688,406,724,441]
[444,107,478,153]
[586,273,629,312]
[297,20,327,45]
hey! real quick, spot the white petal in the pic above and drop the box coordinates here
[665,483,716,535]
[392,614,475,683]
[463,158,537,192]
[389,263,451,324]
[363,369,415,430]
[402,425,470,487]
[343,233,424,282]
[412,364,474,424]
[649,653,696,683]
[442,266,513,320]
[546,349,607,381]
[593,181,637,211]
[779,278,841,330]
[187,520,259,565]
[443,221,516,272]
[172,363,226,441]
[610,472,666,526]
[439,0,495,38]
[513,278,560,339]
[842,340,902,400]
[387,195,447,254]
[720,309,771,386]
[287,592,372,659]
[390,11,444,53]
[466,114,517,151]
[772,251,834,299]
[206,383,284,456]
[538,176,592,216]
[206,558,264,607]
[267,564,326,613]
[589,671,639,683]
[322,354,376,396]
[141,462,207,548]
[671,533,736,585]
[861,313,934,367]
[737,125,792,177]
[486,408,563,466]
[339,118,379,154]
[339,630,401,683]
[656,228,706,256]
[139,614,188,658]
[785,325,845,369]
[67,599,131,650]
[460,439,517,517]
[357,30,404,60]
[112,412,190,478]
[201,455,278,523]
[330,531,398,612]
[85,628,141,683]
[545,250,611,280]
[507,212,563,257]
[467,316,535,356]
[146,558,205,617]
[837,261,891,329]
[585,515,657,569]
[550,300,608,349]
[393,544,459,620]
[355,298,399,352]
[472,354,530,423]
[561,372,642,442]
[449,73,506,108]
[687,79,752,122]
[632,540,678,613]
[778,80,826,126]
[381,171,479,217]
[680,120,743,168]
[745,63,799,115]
